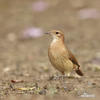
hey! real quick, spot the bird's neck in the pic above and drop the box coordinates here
[52,38,59,44]
[49,38,68,57]
[52,36,64,44]
[50,38,65,49]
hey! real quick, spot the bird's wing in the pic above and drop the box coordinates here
[68,50,80,68]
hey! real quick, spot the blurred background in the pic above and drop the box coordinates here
[0,0,100,100]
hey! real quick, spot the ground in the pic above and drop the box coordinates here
[0,0,100,100]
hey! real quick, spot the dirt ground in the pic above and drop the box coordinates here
[0,0,100,100]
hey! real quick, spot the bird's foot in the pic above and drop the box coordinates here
[49,74,66,80]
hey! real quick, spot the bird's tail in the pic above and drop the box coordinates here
[75,68,83,76]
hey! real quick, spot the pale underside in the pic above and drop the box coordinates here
[48,39,74,74]
[49,53,73,74]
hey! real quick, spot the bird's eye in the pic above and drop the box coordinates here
[56,32,59,34]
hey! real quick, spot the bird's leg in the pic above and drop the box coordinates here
[53,72,65,80]
[49,72,64,80]
[60,71,66,79]
[53,71,66,80]
[61,71,65,75]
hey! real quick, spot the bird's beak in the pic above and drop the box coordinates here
[45,32,50,34]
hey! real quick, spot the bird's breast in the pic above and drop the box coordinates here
[49,40,67,57]
[48,40,69,66]
[48,41,73,72]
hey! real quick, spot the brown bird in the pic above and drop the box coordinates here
[46,30,83,77]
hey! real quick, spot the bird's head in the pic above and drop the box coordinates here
[45,30,64,41]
